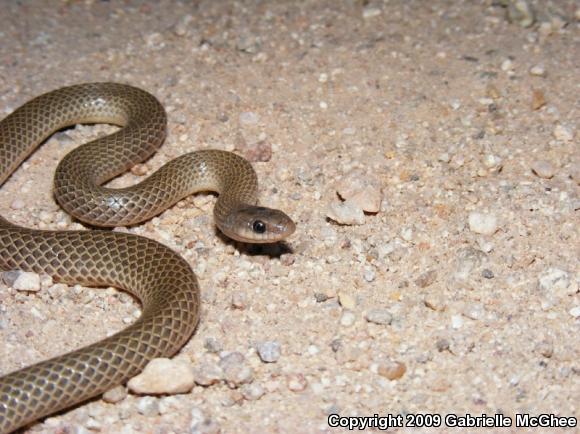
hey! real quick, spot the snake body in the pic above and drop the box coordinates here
[0,83,294,433]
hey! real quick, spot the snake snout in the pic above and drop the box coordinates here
[220,206,296,243]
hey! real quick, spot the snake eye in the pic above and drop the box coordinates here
[252,220,266,234]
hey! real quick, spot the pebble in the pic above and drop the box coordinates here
[362,7,381,19]
[192,360,223,387]
[468,212,499,235]
[127,358,195,395]
[190,407,220,434]
[482,269,494,279]
[569,307,580,318]
[241,383,265,401]
[529,64,546,77]
[340,310,356,327]
[336,177,382,213]
[536,340,554,358]
[537,268,572,295]
[204,337,223,353]
[10,198,25,209]
[239,111,260,125]
[3,271,41,292]
[531,160,556,179]
[507,0,535,27]
[256,341,281,363]
[102,385,128,403]
[377,361,406,380]
[553,125,574,142]
[451,315,464,329]
[326,202,365,225]
[219,352,254,387]
[338,291,357,309]
[286,373,308,392]
[363,268,376,282]
[365,309,393,326]
[415,270,437,288]
[136,396,159,416]
[231,291,248,309]
[531,89,546,110]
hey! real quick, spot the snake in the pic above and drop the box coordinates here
[0,82,295,433]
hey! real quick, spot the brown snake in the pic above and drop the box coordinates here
[0,82,295,433]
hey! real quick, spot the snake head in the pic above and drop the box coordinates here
[218,206,296,243]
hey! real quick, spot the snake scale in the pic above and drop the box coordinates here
[0,82,295,433]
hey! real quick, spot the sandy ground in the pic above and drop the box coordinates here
[0,0,579,433]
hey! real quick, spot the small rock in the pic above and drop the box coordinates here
[231,291,248,309]
[377,361,406,380]
[362,7,381,19]
[482,269,495,279]
[239,111,260,125]
[365,309,393,325]
[451,315,464,329]
[336,174,382,213]
[173,14,193,36]
[241,383,265,401]
[538,268,572,294]
[569,306,580,318]
[10,198,25,209]
[3,271,41,292]
[531,160,556,179]
[507,0,535,27]
[468,212,498,235]
[363,268,376,282]
[204,337,223,353]
[102,385,127,403]
[536,340,554,358]
[327,202,365,225]
[340,311,356,327]
[531,89,546,110]
[436,338,451,352]
[219,352,254,388]
[136,396,159,416]
[468,212,499,235]
[424,294,447,311]
[529,64,547,77]
[192,361,223,386]
[286,373,308,392]
[338,291,357,309]
[553,125,573,142]
[415,270,437,288]
[128,358,195,395]
[256,341,281,363]
[237,138,272,162]
[190,407,220,434]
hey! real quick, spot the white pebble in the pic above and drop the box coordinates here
[529,64,546,77]
[501,58,514,72]
[538,268,573,295]
[569,307,580,318]
[468,212,499,236]
[362,7,381,19]
[326,202,365,225]
[239,111,260,125]
[340,311,356,327]
[365,309,393,325]
[363,268,376,282]
[338,291,357,309]
[256,341,281,363]
[127,358,195,395]
[553,125,573,142]
[451,315,464,329]
[7,271,41,292]
[531,160,557,179]
[136,396,159,416]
